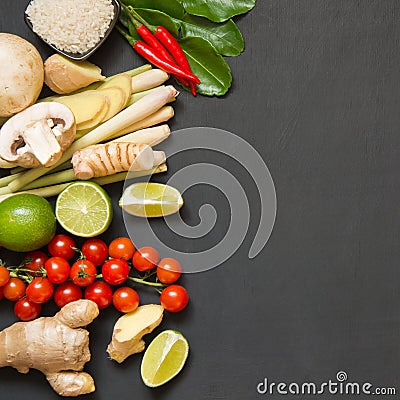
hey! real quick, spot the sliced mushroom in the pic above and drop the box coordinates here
[0,102,76,168]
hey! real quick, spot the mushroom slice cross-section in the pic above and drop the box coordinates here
[0,102,76,168]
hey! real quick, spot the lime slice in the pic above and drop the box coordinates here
[119,182,183,218]
[141,330,189,387]
[55,182,113,237]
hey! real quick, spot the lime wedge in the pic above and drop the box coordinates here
[119,183,183,218]
[141,330,189,387]
[55,182,113,237]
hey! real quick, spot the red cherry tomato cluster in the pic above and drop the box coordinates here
[0,235,189,321]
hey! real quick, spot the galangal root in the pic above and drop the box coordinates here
[44,54,105,94]
[72,142,165,180]
[0,299,99,397]
[107,304,164,363]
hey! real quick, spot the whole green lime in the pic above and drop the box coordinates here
[0,194,56,252]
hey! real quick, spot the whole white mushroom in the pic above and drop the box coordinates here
[0,33,44,117]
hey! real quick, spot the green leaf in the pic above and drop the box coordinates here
[178,37,232,96]
[178,14,244,57]
[120,0,184,19]
[134,8,179,36]
[181,0,256,23]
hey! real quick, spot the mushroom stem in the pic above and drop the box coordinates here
[22,120,62,167]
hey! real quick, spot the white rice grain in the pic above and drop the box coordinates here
[26,0,114,54]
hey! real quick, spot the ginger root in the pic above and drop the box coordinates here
[71,143,165,180]
[0,299,99,397]
[44,54,105,94]
[107,304,164,363]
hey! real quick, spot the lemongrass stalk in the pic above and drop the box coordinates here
[5,161,167,193]
[23,169,76,191]
[93,163,167,185]
[127,86,165,106]
[131,69,169,93]
[128,87,175,107]
[47,160,72,174]
[2,161,71,188]
[120,65,152,78]
[10,160,71,177]
[0,163,167,203]
[0,183,71,202]
[8,86,178,192]
[74,86,168,140]
[0,172,22,188]
[68,86,177,149]
[69,65,153,92]
[107,106,175,140]
[0,170,74,195]
[110,125,170,147]
[10,166,24,174]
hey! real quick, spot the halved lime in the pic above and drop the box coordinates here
[119,182,183,218]
[55,182,113,237]
[141,330,189,387]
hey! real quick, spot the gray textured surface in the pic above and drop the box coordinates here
[1,1,400,399]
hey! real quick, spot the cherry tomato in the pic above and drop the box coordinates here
[82,238,109,266]
[23,251,49,276]
[0,265,10,286]
[26,277,54,304]
[70,259,97,287]
[14,298,41,321]
[54,282,82,308]
[48,234,76,260]
[113,287,139,313]
[157,258,182,284]
[45,257,70,284]
[132,246,159,272]
[3,278,26,301]
[160,285,189,312]
[102,259,130,285]
[84,281,112,310]
[109,237,136,260]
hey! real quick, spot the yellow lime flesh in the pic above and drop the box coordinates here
[141,330,189,387]
[119,182,183,218]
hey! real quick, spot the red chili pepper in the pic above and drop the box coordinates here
[155,26,198,96]
[120,5,192,87]
[136,25,175,65]
[136,25,190,87]
[134,41,200,84]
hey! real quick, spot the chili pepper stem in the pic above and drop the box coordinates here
[116,24,136,46]
[121,4,142,30]
[125,5,152,30]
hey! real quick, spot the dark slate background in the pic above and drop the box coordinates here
[1,1,400,399]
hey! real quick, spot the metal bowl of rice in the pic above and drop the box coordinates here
[24,0,120,61]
